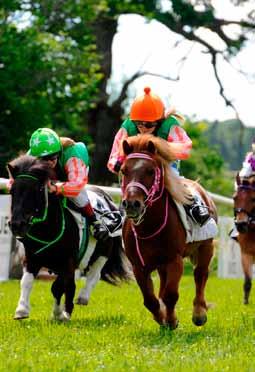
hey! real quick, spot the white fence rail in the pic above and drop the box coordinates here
[0,185,242,281]
[88,184,234,206]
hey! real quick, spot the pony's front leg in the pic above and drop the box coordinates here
[159,255,183,330]
[51,276,64,320]
[14,271,34,320]
[51,275,71,321]
[133,266,166,326]
[241,252,253,304]
[192,242,213,326]
[51,273,75,322]
[77,256,107,305]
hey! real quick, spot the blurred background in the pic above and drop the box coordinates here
[0,0,255,202]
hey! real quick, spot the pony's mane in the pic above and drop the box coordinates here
[8,154,53,181]
[124,134,193,204]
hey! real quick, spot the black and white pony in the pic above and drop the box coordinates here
[8,154,130,321]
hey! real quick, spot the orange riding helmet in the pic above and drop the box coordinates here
[130,87,165,122]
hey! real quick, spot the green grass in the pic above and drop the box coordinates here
[0,276,255,371]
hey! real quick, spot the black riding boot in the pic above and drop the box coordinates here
[184,196,210,227]
[80,203,109,242]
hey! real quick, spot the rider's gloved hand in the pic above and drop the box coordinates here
[91,220,109,241]
[47,180,57,194]
[113,160,122,173]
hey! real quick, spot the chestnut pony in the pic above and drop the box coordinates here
[120,134,217,329]
[233,174,255,304]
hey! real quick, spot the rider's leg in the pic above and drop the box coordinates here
[184,195,211,227]
[170,162,210,227]
[70,189,109,241]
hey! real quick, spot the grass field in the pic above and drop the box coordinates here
[0,275,255,371]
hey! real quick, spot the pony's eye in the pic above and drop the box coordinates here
[146,168,154,177]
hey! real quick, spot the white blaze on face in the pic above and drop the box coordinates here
[132,159,147,172]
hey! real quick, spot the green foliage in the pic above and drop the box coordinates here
[0,5,102,175]
[0,0,253,184]
[0,277,255,371]
[205,119,255,171]
[181,121,234,199]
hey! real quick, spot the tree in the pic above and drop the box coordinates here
[0,2,101,175]
[181,120,234,196]
[82,0,255,182]
[1,1,254,183]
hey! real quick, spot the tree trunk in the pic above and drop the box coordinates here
[87,17,124,184]
[87,101,122,184]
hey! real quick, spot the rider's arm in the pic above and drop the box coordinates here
[107,127,128,173]
[54,158,88,197]
[167,124,192,160]
[239,152,254,178]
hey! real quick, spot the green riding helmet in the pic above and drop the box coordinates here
[29,128,62,157]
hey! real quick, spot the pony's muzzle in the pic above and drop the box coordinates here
[121,199,144,218]
[235,221,248,233]
[9,219,28,237]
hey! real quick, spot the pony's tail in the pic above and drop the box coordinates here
[165,166,193,205]
[101,236,133,285]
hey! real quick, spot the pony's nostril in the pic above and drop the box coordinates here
[133,200,141,209]
[122,200,128,209]
[236,222,248,233]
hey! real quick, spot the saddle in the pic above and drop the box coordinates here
[87,190,123,238]
[66,191,123,238]
[174,192,218,243]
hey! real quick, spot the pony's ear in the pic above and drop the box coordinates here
[147,140,156,155]
[236,172,241,185]
[7,163,17,179]
[123,140,133,155]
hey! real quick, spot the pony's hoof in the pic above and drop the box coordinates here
[192,314,207,326]
[59,311,71,322]
[160,319,179,331]
[14,310,29,320]
[76,297,89,306]
[168,319,179,330]
[243,299,249,305]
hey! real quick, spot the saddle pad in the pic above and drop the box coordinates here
[174,200,218,243]
[68,190,123,269]
[67,207,94,268]
[87,190,123,238]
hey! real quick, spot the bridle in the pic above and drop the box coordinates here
[14,174,66,254]
[121,152,169,266]
[121,153,164,211]
[234,185,255,228]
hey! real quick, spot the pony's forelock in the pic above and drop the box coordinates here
[9,154,52,181]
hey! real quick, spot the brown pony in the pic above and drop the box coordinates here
[120,134,217,329]
[233,174,255,304]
